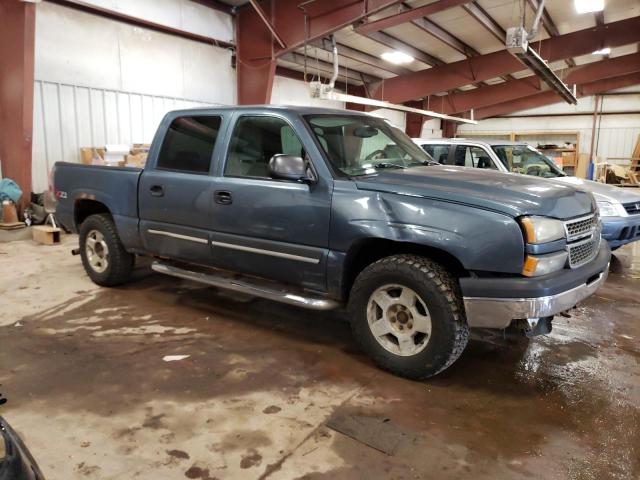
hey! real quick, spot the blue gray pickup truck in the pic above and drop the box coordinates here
[53,106,610,379]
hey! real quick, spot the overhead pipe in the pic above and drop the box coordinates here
[527,0,545,40]
[329,34,339,89]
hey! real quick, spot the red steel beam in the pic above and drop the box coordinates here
[581,72,640,96]
[367,17,640,104]
[309,38,413,76]
[249,0,286,48]
[355,0,470,35]
[526,0,576,67]
[474,72,640,119]
[462,2,506,43]
[425,77,542,114]
[236,4,276,104]
[236,0,405,104]
[0,0,35,209]
[426,52,640,115]
[273,0,406,55]
[564,52,640,85]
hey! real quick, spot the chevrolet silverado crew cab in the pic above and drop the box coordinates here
[413,137,640,250]
[54,106,610,379]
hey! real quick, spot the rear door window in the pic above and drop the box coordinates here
[452,145,497,169]
[421,144,450,164]
[156,116,222,174]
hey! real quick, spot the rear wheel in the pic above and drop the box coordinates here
[348,254,469,379]
[79,214,134,286]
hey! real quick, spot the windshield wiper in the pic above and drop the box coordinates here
[409,160,439,167]
[372,162,407,170]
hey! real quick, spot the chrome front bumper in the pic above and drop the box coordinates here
[463,265,609,329]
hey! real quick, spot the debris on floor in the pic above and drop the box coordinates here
[162,355,191,362]
[326,412,415,456]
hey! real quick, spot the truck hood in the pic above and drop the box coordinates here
[354,166,594,219]
[551,176,640,204]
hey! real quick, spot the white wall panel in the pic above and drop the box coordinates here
[271,77,345,109]
[32,1,234,192]
[370,108,407,131]
[64,0,234,43]
[35,2,235,104]
[31,80,212,192]
[36,2,122,90]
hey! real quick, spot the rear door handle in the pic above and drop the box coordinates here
[214,190,232,205]
[150,185,165,197]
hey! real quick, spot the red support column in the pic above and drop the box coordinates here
[236,3,276,104]
[0,0,35,210]
[442,120,458,138]
[404,101,424,138]
[405,113,423,138]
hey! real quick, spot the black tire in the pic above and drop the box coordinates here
[79,213,134,286]
[348,254,469,379]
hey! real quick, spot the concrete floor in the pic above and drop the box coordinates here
[1,235,639,480]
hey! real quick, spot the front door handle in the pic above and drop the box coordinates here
[214,190,232,205]
[150,185,165,197]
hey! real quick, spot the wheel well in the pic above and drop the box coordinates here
[342,239,468,300]
[75,199,111,227]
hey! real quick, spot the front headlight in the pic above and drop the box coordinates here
[596,201,620,217]
[522,251,568,277]
[520,216,565,244]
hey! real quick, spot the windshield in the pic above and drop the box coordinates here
[304,115,436,176]
[492,144,565,178]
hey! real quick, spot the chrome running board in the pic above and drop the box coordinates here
[151,261,341,311]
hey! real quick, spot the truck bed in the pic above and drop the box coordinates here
[53,162,143,234]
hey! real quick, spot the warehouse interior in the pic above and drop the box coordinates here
[1,0,639,478]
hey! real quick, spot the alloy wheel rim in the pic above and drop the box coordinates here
[366,284,432,356]
[85,229,109,273]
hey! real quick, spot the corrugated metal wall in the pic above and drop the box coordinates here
[31,80,215,192]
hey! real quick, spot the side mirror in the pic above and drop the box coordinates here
[269,154,316,183]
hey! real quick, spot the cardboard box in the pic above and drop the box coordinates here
[562,151,576,166]
[80,148,105,165]
[552,156,563,168]
[125,153,147,168]
[131,144,151,155]
[32,225,61,245]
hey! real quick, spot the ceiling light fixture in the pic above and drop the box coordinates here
[592,47,611,55]
[380,51,414,64]
[574,0,604,14]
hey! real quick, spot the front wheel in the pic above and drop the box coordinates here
[348,254,469,379]
[79,213,134,286]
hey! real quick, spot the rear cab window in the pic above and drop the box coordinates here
[156,116,222,174]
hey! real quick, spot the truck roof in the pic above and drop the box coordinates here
[167,104,374,117]
[412,138,527,147]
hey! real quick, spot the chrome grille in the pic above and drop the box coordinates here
[567,226,602,268]
[623,202,640,215]
[564,214,597,241]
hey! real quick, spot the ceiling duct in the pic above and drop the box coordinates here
[506,0,578,104]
